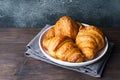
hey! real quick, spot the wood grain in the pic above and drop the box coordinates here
[0,28,120,80]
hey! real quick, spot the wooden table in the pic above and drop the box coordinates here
[0,28,120,80]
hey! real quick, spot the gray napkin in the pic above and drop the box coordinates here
[25,25,114,77]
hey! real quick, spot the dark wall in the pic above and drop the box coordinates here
[0,0,120,27]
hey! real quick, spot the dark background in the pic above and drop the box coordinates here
[0,0,120,28]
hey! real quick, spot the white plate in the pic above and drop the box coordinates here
[39,24,108,67]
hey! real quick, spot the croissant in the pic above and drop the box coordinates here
[42,26,55,50]
[54,16,79,39]
[42,36,84,62]
[76,25,105,59]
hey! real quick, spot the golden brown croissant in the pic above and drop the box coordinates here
[42,27,54,50]
[42,35,84,62]
[76,25,105,59]
[54,16,79,39]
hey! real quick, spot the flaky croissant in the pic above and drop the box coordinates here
[76,25,105,59]
[42,36,84,62]
[54,16,79,39]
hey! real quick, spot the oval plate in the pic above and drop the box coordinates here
[39,24,108,67]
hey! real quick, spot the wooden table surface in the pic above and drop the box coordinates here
[0,28,120,80]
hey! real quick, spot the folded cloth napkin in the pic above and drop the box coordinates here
[25,25,114,78]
